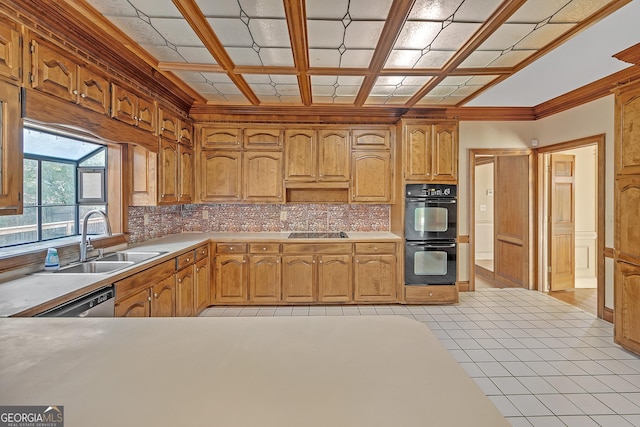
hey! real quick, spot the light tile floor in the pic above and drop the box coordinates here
[200,288,640,427]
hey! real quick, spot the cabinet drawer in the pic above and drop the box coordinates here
[249,243,281,253]
[404,285,458,304]
[176,250,196,270]
[195,244,209,261]
[355,242,396,254]
[216,243,248,254]
[115,259,175,301]
[282,243,352,254]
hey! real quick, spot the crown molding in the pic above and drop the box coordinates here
[614,43,640,67]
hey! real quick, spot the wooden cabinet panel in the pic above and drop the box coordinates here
[111,83,156,132]
[179,119,193,146]
[244,128,283,149]
[404,122,457,182]
[115,288,150,317]
[249,255,281,303]
[30,40,76,102]
[285,129,316,181]
[351,150,391,203]
[179,144,194,203]
[201,127,242,149]
[176,250,195,271]
[615,261,640,354]
[199,150,242,201]
[352,129,390,149]
[282,255,315,302]
[616,84,640,176]
[159,107,179,140]
[0,80,22,215]
[77,66,109,115]
[354,255,396,302]
[194,257,210,314]
[318,254,352,302]
[355,242,396,254]
[318,130,350,182]
[136,95,156,133]
[176,265,194,317]
[215,254,248,303]
[616,176,640,265]
[159,138,178,204]
[249,243,280,254]
[432,123,457,182]
[0,17,20,81]
[244,151,283,202]
[130,145,157,206]
[151,275,175,317]
[404,125,432,180]
[404,285,458,304]
[216,243,247,254]
[195,244,210,261]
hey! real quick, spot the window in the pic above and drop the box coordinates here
[0,128,107,247]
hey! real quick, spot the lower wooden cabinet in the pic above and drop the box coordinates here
[194,257,210,313]
[151,275,175,317]
[115,287,151,317]
[615,261,640,353]
[318,255,352,302]
[282,255,315,302]
[176,264,194,317]
[215,254,248,303]
[249,255,282,302]
[354,255,396,302]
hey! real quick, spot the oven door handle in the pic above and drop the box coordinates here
[406,199,456,204]
[407,243,456,248]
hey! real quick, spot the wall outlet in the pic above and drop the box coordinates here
[202,210,209,220]
[143,214,149,225]
[280,210,287,221]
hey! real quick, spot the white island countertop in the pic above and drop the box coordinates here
[0,316,508,427]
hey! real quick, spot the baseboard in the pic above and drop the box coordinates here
[603,307,614,323]
[475,265,495,282]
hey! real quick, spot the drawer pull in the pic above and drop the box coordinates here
[262,247,266,251]
[186,258,190,262]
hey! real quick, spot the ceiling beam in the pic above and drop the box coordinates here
[405,0,528,108]
[354,0,416,106]
[614,42,640,67]
[284,0,312,105]
[172,0,260,105]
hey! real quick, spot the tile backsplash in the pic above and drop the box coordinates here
[128,204,390,244]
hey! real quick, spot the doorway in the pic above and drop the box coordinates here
[469,149,536,291]
[537,135,605,318]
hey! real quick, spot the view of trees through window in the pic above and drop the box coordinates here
[0,128,107,248]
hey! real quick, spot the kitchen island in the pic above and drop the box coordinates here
[0,316,508,427]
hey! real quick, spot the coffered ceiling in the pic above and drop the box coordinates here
[81,0,633,113]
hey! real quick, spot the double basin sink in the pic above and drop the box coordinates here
[50,251,167,274]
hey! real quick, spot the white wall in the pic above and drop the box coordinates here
[474,162,494,261]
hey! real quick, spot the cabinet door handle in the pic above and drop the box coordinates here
[80,93,87,98]
[154,293,158,298]
[178,279,182,283]
[148,296,152,301]
[196,268,200,273]
[186,258,190,262]
[72,89,78,95]
[262,247,267,251]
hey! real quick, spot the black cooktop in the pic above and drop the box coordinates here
[288,232,349,239]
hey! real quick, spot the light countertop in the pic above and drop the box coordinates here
[0,232,401,317]
[0,316,508,427]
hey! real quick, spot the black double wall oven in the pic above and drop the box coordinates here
[405,184,457,286]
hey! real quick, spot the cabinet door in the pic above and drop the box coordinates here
[200,150,242,201]
[615,261,640,354]
[616,84,640,176]
[77,66,109,115]
[129,145,157,206]
[159,107,179,141]
[215,255,248,303]
[351,150,391,203]
[616,176,640,265]
[201,127,241,149]
[159,138,179,204]
[404,124,432,181]
[249,255,281,303]
[244,151,283,202]
[115,288,150,317]
[354,255,396,302]
[352,129,390,149]
[110,83,137,126]
[282,255,315,302]
[176,266,194,317]
[318,130,350,182]
[194,257,210,314]
[179,119,193,146]
[432,122,457,182]
[318,255,352,302]
[284,129,316,181]
[30,40,77,102]
[136,95,156,133]
[0,17,21,81]
[244,128,283,150]
[178,144,194,203]
[0,81,22,215]
[151,275,175,317]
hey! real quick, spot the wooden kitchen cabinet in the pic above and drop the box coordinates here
[614,261,640,354]
[0,80,22,215]
[0,17,20,82]
[351,150,392,203]
[284,129,350,183]
[201,126,242,149]
[352,128,390,149]
[244,128,283,150]
[318,254,352,302]
[178,144,194,203]
[282,255,315,302]
[194,256,210,314]
[159,138,179,204]
[114,287,150,317]
[248,243,281,303]
[354,243,397,302]
[284,129,316,182]
[158,106,179,141]
[179,119,193,146]
[318,130,350,182]
[199,150,242,201]
[176,262,194,317]
[244,151,283,202]
[111,83,156,133]
[151,275,175,317]
[404,121,458,183]
[215,243,248,303]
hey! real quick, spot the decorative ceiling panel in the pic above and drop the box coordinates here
[84,0,626,110]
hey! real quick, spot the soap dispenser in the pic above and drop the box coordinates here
[44,248,60,271]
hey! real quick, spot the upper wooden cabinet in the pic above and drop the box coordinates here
[159,138,179,204]
[201,127,242,149]
[0,80,22,215]
[77,66,109,115]
[616,83,640,176]
[352,129,390,149]
[284,129,350,183]
[244,151,283,203]
[158,107,179,141]
[404,122,458,183]
[0,17,21,82]
[179,119,193,146]
[199,150,243,201]
[111,83,156,133]
[351,150,392,203]
[244,128,283,150]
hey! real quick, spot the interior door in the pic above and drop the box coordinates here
[494,155,529,288]
[549,154,576,291]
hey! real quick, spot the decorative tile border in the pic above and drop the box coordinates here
[128,204,390,243]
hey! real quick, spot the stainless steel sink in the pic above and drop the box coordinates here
[54,261,134,274]
[96,251,166,263]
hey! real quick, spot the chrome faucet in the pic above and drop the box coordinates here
[79,210,112,262]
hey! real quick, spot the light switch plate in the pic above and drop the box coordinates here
[280,210,287,221]
[202,210,209,219]
[143,214,149,225]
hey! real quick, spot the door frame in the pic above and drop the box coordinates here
[536,134,605,319]
[469,149,536,291]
